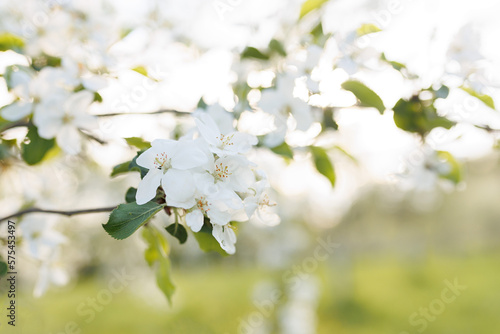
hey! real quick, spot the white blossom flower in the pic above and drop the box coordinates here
[185,172,243,232]
[244,180,280,226]
[1,65,74,121]
[209,155,256,193]
[195,111,257,157]
[1,58,105,122]
[20,217,67,261]
[212,224,237,255]
[396,148,453,192]
[135,139,208,207]
[33,249,69,298]
[19,216,69,297]
[32,90,98,155]
[258,73,314,144]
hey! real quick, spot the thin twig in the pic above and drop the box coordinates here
[0,206,117,223]
[81,130,107,144]
[475,125,500,133]
[0,120,30,132]
[96,109,190,117]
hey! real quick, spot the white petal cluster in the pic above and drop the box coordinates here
[135,109,279,254]
[1,59,104,154]
[18,217,69,297]
[0,3,112,155]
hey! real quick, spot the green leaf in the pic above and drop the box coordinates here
[0,32,24,52]
[21,126,56,165]
[32,54,62,70]
[142,227,168,266]
[125,137,151,150]
[437,151,462,184]
[241,47,270,60]
[461,87,495,110]
[111,150,149,178]
[131,66,159,82]
[0,138,17,160]
[310,146,336,187]
[270,142,294,160]
[435,85,449,99]
[269,39,287,57]
[125,187,137,203]
[0,260,7,276]
[2,65,34,90]
[356,23,381,37]
[193,223,228,256]
[380,53,407,72]
[111,161,131,177]
[299,0,329,19]
[322,107,338,131]
[165,223,188,244]
[341,80,385,114]
[310,22,330,47]
[93,92,103,103]
[333,145,357,164]
[103,202,164,240]
[142,227,175,305]
[129,150,149,179]
[197,98,207,109]
[311,22,324,39]
[120,27,134,39]
[1,138,17,147]
[132,66,148,77]
[155,254,175,305]
[393,96,455,136]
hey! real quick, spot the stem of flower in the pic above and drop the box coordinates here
[173,209,180,234]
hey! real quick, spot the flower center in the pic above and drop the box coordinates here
[214,162,232,181]
[153,152,171,173]
[216,133,234,149]
[62,113,75,124]
[259,194,276,207]
[196,196,210,213]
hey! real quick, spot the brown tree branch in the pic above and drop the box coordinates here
[0,206,117,223]
[0,120,30,132]
[96,109,190,117]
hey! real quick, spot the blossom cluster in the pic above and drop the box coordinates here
[135,110,278,254]
[0,3,113,155]
[1,60,104,154]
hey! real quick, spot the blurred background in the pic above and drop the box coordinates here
[8,155,500,333]
[1,0,500,333]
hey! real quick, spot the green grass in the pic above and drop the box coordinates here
[8,253,500,334]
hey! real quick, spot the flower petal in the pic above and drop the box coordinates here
[136,140,177,170]
[291,98,313,131]
[194,111,221,147]
[206,207,231,226]
[64,90,94,115]
[223,131,257,155]
[186,210,204,232]
[56,125,82,155]
[151,139,178,155]
[136,170,162,205]
[171,140,208,170]
[135,148,156,170]
[162,169,195,208]
[1,102,33,121]
[243,196,259,219]
[73,113,98,130]
[212,224,236,254]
